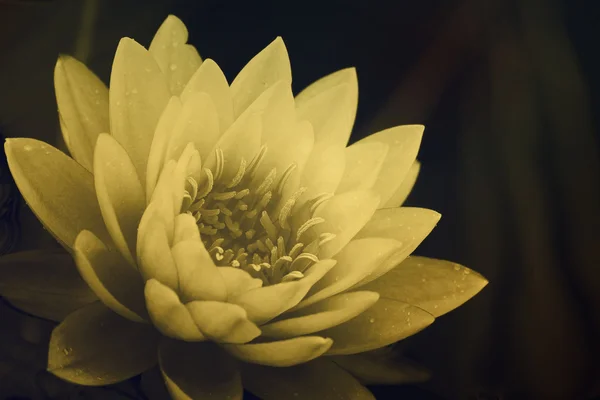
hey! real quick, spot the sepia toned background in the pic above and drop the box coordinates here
[0,0,598,399]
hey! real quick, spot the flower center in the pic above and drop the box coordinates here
[180,146,335,286]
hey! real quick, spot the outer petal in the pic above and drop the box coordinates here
[317,298,435,355]
[47,302,160,386]
[230,259,336,324]
[54,55,109,172]
[383,160,421,208]
[353,207,441,286]
[331,352,431,385]
[230,37,291,117]
[159,339,243,400]
[223,336,332,367]
[110,38,170,186]
[94,134,145,265]
[73,230,147,323]
[181,59,233,132]
[336,142,388,193]
[185,301,261,344]
[358,256,488,317]
[0,249,97,321]
[356,125,424,207]
[311,190,380,258]
[260,291,379,339]
[146,96,183,202]
[144,279,204,341]
[293,238,402,310]
[242,358,375,400]
[149,15,202,96]
[4,138,111,250]
[295,68,358,149]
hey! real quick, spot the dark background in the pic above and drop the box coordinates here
[0,0,599,399]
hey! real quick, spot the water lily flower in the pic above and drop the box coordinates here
[0,15,488,399]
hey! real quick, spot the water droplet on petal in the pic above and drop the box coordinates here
[170,64,178,71]
[23,145,32,151]
[454,265,461,271]
[369,318,375,323]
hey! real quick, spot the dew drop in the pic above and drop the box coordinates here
[453,265,461,271]
[94,88,99,94]
[63,347,72,356]
[421,278,427,282]
[433,304,439,309]
[170,64,178,71]
[369,318,375,323]
[463,269,471,275]
[23,145,32,151]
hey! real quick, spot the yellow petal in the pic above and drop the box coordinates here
[230,259,336,324]
[218,267,263,299]
[172,213,200,245]
[230,37,291,117]
[223,336,332,367]
[383,160,421,208]
[311,190,380,258]
[298,144,345,202]
[159,340,243,400]
[165,91,220,162]
[171,239,227,302]
[261,291,379,339]
[138,216,179,291]
[54,55,109,172]
[294,238,402,310]
[353,207,441,286]
[94,134,145,265]
[181,59,233,132]
[0,249,97,321]
[146,96,183,202]
[357,125,424,207]
[358,256,488,317]
[186,301,261,344]
[144,279,204,341]
[336,142,389,193]
[318,298,434,355]
[48,302,159,386]
[149,15,202,95]
[204,112,262,184]
[74,230,147,323]
[4,138,111,250]
[296,68,358,149]
[110,38,170,185]
[241,358,375,400]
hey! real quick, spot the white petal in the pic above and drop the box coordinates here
[353,207,441,286]
[336,142,389,193]
[186,301,261,344]
[94,134,145,265]
[383,160,421,208]
[230,37,291,117]
[356,125,424,207]
[261,291,379,339]
[54,56,109,172]
[73,230,147,322]
[146,96,183,202]
[295,68,358,149]
[223,336,332,367]
[181,59,233,133]
[110,38,170,186]
[149,15,202,95]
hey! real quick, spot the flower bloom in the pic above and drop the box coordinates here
[0,15,487,399]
